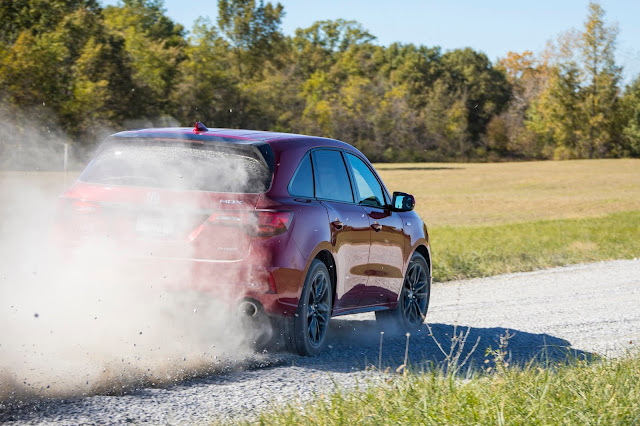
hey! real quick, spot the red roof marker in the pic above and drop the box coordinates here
[194,121,209,132]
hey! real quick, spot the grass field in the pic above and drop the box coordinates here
[377,159,640,227]
[377,159,640,281]
[433,211,640,281]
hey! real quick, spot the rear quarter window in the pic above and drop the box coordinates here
[288,154,314,197]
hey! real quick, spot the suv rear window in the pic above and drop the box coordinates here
[80,140,272,193]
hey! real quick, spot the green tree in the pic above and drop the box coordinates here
[217,0,285,78]
[580,1,622,157]
[0,0,101,44]
[103,0,186,117]
[621,76,640,156]
[378,43,442,109]
[292,19,375,77]
[422,79,471,159]
[172,18,242,127]
[439,48,510,144]
[526,32,584,159]
[526,2,622,159]
[64,9,137,140]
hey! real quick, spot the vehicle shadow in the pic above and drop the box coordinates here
[291,318,596,374]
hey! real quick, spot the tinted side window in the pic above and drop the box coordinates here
[312,150,354,203]
[346,153,386,207]
[289,153,314,197]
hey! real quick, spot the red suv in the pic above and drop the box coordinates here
[57,123,431,355]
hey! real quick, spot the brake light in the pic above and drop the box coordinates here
[71,200,101,214]
[56,198,101,217]
[193,210,292,239]
[251,210,292,237]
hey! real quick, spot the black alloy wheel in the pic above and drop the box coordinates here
[401,256,430,326]
[376,252,431,330]
[281,259,333,356]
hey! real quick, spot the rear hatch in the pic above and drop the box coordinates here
[57,138,273,261]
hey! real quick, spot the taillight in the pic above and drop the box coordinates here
[56,198,101,218]
[71,200,101,214]
[54,198,104,241]
[192,210,292,240]
[251,210,293,237]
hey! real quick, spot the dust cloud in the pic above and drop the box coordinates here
[0,119,264,408]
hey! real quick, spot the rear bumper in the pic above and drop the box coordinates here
[59,233,307,317]
[134,256,297,316]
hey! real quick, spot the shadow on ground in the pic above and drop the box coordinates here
[291,318,595,373]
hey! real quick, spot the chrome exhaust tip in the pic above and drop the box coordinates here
[238,300,258,317]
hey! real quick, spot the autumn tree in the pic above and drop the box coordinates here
[490,50,545,158]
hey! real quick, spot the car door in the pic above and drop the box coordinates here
[311,149,371,311]
[344,152,406,306]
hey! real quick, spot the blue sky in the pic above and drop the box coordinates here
[103,0,640,84]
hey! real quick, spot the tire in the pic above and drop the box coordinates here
[280,259,333,356]
[376,252,431,331]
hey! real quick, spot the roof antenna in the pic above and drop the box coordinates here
[194,121,208,132]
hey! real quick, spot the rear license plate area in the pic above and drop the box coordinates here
[135,214,175,238]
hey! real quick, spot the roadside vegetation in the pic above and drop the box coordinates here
[248,353,640,424]
[433,211,640,282]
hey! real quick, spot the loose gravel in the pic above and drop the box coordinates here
[2,259,639,425]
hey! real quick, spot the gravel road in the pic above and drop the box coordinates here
[2,259,639,424]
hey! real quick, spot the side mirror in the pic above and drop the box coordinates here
[391,192,415,212]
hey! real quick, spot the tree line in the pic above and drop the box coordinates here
[1,0,639,168]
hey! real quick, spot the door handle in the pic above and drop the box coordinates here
[371,222,382,232]
[331,220,343,230]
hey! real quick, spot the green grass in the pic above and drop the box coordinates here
[376,159,640,227]
[249,354,640,425]
[431,210,640,282]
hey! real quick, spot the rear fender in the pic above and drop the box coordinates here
[276,241,333,308]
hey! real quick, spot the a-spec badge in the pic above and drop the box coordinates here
[146,191,160,205]
[220,199,244,205]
